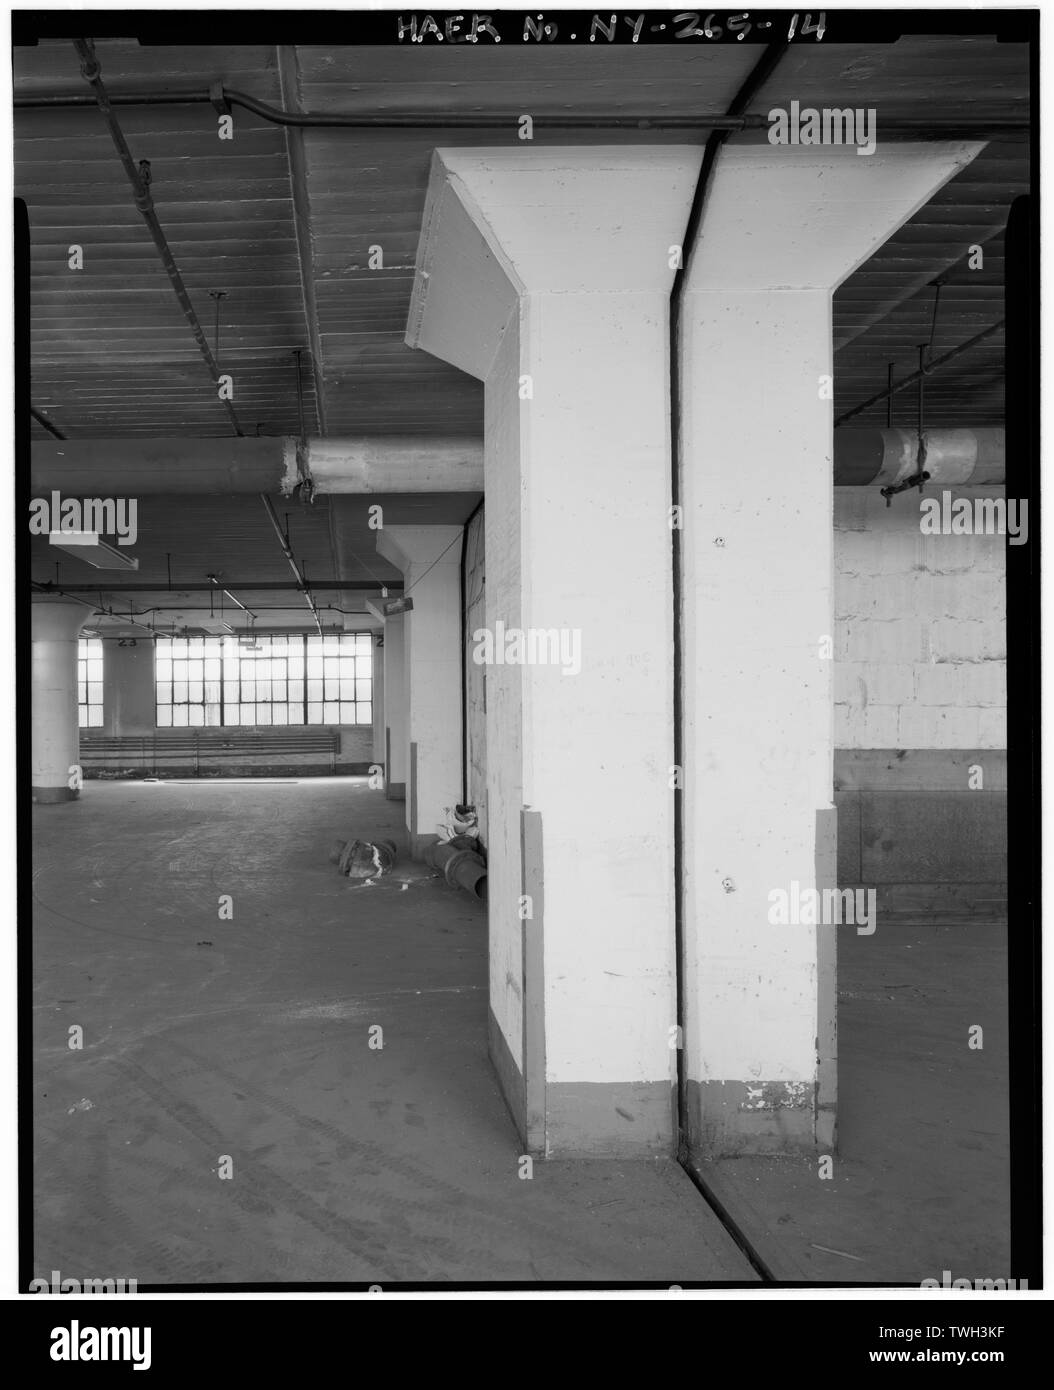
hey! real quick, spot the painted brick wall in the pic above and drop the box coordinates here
[834,486,1007,750]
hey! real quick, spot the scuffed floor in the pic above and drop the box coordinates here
[33,778,755,1286]
[698,915,1011,1285]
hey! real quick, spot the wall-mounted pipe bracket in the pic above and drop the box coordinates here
[209,81,231,116]
[880,469,931,507]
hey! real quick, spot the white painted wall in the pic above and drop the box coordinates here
[834,486,1007,749]
[484,320,525,1067]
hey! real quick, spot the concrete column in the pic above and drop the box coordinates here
[679,142,982,1157]
[32,600,88,803]
[407,148,701,1155]
[370,630,385,767]
[104,638,156,736]
[376,526,463,856]
[381,613,406,803]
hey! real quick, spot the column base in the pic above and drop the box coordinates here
[410,831,439,861]
[546,1081,676,1159]
[487,1007,676,1158]
[32,786,79,804]
[683,1079,823,1158]
[488,1006,527,1145]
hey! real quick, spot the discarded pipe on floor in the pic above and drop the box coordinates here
[444,849,487,901]
[426,840,460,876]
[426,837,487,900]
[446,833,482,855]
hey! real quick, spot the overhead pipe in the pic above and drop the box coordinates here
[207,574,257,622]
[259,493,324,635]
[31,580,401,593]
[31,589,368,633]
[460,496,485,806]
[277,46,328,438]
[71,39,245,437]
[30,583,173,636]
[834,319,1005,427]
[291,348,314,502]
[31,435,484,495]
[82,603,371,618]
[834,427,1005,487]
[15,84,1031,138]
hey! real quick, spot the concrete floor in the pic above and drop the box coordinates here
[701,916,1010,1284]
[33,779,755,1285]
[33,779,1008,1287]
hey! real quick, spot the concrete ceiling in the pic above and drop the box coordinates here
[17,33,1028,442]
[17,29,1029,633]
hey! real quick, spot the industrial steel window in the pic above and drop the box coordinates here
[78,637,104,728]
[154,634,373,728]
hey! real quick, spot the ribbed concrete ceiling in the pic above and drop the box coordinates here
[17,33,1028,442]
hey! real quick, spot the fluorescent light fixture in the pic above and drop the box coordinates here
[48,531,139,571]
[383,595,413,616]
[197,619,236,635]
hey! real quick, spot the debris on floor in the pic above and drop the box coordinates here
[438,804,478,840]
[329,838,397,881]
